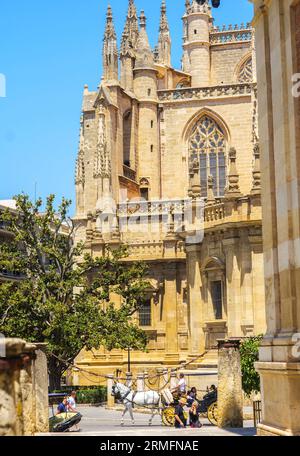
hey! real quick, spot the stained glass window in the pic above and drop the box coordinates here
[189,116,227,198]
[238,57,253,83]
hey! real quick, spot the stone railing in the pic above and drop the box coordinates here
[157,83,253,103]
[204,202,226,222]
[125,241,164,258]
[123,165,137,182]
[210,24,252,44]
[118,199,187,217]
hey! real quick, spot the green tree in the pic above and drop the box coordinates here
[240,335,263,397]
[0,194,149,390]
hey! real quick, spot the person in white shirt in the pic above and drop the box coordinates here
[172,373,187,397]
[67,391,78,413]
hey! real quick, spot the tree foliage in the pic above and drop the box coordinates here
[0,194,149,389]
[240,335,263,397]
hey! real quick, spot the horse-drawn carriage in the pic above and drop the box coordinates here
[161,387,218,427]
[112,382,218,427]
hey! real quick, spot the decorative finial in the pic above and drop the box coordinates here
[225,147,241,198]
[159,0,169,32]
[139,10,146,28]
[207,175,216,205]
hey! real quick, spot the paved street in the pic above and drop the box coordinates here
[42,406,256,437]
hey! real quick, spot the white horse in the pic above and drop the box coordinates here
[111,382,160,426]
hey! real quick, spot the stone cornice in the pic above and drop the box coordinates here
[157,83,254,103]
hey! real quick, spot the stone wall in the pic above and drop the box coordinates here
[0,339,49,436]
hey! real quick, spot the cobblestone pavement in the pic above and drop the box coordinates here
[43,406,256,437]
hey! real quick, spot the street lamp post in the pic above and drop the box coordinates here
[127,347,131,373]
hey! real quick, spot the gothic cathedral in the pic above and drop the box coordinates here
[73,0,266,384]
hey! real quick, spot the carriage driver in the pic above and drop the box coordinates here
[172,373,187,397]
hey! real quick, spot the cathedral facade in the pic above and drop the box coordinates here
[73,0,266,383]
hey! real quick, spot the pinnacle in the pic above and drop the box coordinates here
[159,0,169,33]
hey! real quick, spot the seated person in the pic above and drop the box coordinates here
[67,391,78,413]
[172,373,187,398]
[56,397,68,415]
[187,387,198,406]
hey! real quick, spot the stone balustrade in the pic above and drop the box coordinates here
[157,83,253,103]
[204,202,225,223]
[210,23,253,44]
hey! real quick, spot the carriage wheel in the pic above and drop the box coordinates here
[162,408,189,427]
[162,407,175,427]
[207,402,218,426]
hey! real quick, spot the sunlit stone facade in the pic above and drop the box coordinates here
[73,0,266,383]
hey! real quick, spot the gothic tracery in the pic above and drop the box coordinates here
[189,116,227,197]
[238,57,253,83]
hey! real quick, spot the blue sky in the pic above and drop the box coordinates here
[0,0,253,214]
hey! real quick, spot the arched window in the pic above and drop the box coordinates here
[238,57,253,83]
[189,116,227,197]
[123,111,132,166]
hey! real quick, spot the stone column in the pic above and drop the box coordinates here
[20,343,36,436]
[252,0,300,436]
[163,263,179,362]
[240,230,255,336]
[186,244,205,358]
[0,339,26,436]
[217,339,243,429]
[137,373,145,392]
[222,230,241,338]
[106,374,115,409]
[33,344,49,433]
[126,372,133,388]
[248,228,266,335]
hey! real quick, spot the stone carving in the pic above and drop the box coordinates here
[238,57,253,83]
[225,147,241,198]
[207,175,216,205]
[251,142,261,195]
[158,83,253,102]
[75,119,85,186]
[94,106,111,179]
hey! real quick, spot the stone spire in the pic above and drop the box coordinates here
[157,0,171,66]
[135,11,155,69]
[103,5,118,82]
[120,0,139,57]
